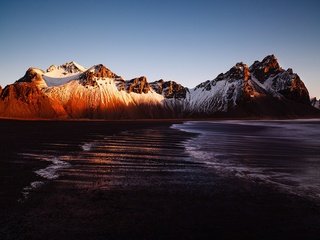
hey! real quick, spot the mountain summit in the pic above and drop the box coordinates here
[0,55,318,119]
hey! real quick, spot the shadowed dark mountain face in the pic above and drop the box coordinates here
[0,56,318,119]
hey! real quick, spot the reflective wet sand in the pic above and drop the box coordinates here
[173,120,320,201]
[1,120,320,240]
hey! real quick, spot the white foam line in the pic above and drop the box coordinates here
[19,157,71,202]
[35,157,70,180]
[81,142,94,151]
[174,121,320,203]
[19,181,44,202]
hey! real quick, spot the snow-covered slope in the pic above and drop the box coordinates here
[42,64,168,118]
[250,55,310,104]
[186,63,251,113]
[184,55,314,116]
[44,78,165,118]
[43,61,87,87]
[0,56,318,119]
[311,97,320,109]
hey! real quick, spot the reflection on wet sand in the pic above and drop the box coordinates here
[2,120,320,240]
[20,126,200,192]
[173,120,320,201]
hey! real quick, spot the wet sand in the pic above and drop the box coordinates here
[1,120,320,240]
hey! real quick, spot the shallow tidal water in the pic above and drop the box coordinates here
[1,120,320,240]
[173,120,320,202]
[15,119,320,204]
[17,122,199,199]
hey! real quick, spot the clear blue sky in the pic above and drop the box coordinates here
[0,0,319,97]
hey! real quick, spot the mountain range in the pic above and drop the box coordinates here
[0,55,319,119]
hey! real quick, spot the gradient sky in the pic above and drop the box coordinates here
[0,0,319,97]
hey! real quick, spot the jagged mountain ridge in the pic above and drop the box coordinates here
[0,56,318,119]
[185,55,315,116]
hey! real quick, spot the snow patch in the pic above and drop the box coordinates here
[71,61,87,72]
[43,61,86,87]
[45,77,166,109]
[43,73,82,87]
[187,78,243,113]
[32,68,44,75]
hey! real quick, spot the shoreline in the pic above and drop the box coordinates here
[0,115,320,122]
[1,120,320,239]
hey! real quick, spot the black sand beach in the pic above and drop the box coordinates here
[1,120,320,240]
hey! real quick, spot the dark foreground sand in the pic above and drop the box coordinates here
[0,120,320,240]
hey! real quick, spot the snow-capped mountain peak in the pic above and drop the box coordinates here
[42,61,88,87]
[0,55,318,119]
[46,61,86,74]
[186,55,313,115]
[80,64,123,87]
[150,79,188,99]
[249,54,282,83]
[220,62,250,81]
